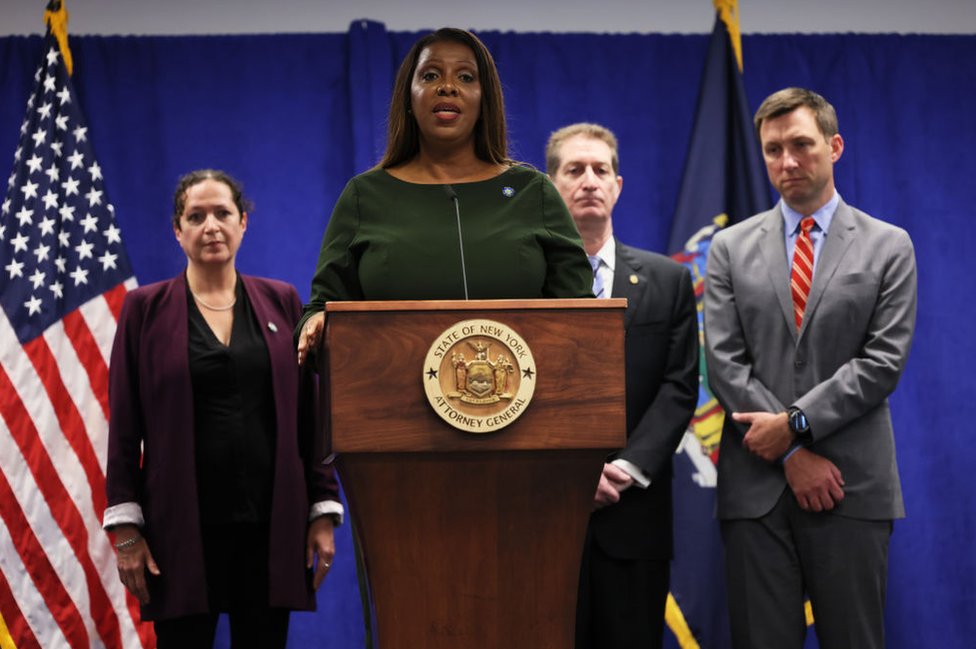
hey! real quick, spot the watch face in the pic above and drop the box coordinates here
[790,410,808,432]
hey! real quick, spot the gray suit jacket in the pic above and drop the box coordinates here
[703,199,917,520]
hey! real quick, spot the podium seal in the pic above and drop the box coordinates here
[422,319,536,433]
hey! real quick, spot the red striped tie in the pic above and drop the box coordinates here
[791,217,816,330]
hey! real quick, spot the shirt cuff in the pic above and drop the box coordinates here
[103,502,144,530]
[781,443,803,465]
[309,500,344,526]
[612,458,651,489]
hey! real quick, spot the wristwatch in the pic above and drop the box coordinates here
[787,406,813,445]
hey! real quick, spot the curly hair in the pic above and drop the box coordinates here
[171,169,252,229]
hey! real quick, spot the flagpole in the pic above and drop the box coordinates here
[663,2,771,647]
[714,0,743,71]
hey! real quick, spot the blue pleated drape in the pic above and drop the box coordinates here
[1,21,973,649]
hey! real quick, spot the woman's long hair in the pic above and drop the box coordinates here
[377,28,511,169]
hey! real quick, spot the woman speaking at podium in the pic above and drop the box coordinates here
[296,27,592,360]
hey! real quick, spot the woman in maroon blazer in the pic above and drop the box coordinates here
[103,170,342,648]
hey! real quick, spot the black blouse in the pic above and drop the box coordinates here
[187,278,277,524]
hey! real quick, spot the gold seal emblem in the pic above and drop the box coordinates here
[423,319,536,433]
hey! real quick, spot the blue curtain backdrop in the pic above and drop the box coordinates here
[1,22,973,649]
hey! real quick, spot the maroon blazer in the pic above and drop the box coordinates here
[105,273,340,620]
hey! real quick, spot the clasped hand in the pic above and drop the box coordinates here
[733,410,845,512]
[733,410,793,461]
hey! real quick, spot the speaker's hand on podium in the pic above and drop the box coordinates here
[298,312,325,366]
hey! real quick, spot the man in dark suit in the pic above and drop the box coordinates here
[547,123,699,649]
[703,88,917,649]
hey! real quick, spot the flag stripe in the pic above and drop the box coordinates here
[0,515,64,649]
[64,292,155,647]
[0,566,41,649]
[22,336,107,516]
[0,318,154,646]
[2,307,148,649]
[0,456,89,648]
[42,320,111,473]
[61,309,111,420]
[0,361,123,648]
[103,281,130,321]
[1,313,102,538]
[80,283,129,366]
[0,271,148,649]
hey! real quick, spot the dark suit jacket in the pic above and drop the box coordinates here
[704,200,917,520]
[589,240,699,560]
[105,273,340,619]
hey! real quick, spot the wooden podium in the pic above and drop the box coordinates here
[320,299,626,648]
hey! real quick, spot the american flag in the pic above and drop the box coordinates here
[0,33,152,648]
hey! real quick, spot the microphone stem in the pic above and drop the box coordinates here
[452,196,470,300]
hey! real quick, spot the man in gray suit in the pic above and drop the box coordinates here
[703,88,917,649]
[547,123,698,649]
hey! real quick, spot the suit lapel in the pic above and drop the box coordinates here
[613,240,643,329]
[758,206,796,339]
[157,274,195,452]
[241,275,292,437]
[799,200,856,338]
[242,275,274,350]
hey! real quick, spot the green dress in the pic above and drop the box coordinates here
[300,165,593,327]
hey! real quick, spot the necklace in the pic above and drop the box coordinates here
[192,292,236,311]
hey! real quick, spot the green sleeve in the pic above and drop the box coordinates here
[295,179,365,338]
[539,175,595,298]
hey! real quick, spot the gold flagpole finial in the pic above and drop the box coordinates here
[713,0,744,72]
[43,0,74,75]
